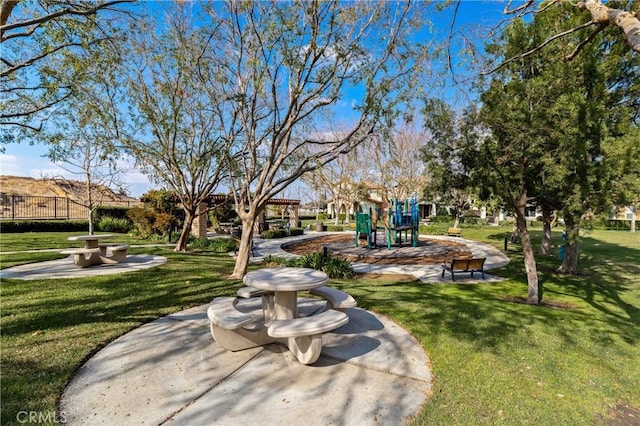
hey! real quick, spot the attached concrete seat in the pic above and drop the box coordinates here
[236,286,274,299]
[267,310,349,364]
[309,286,357,311]
[267,309,348,339]
[60,248,101,255]
[99,244,129,264]
[60,248,101,268]
[234,286,275,320]
[207,297,258,330]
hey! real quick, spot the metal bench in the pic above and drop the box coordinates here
[447,227,462,237]
[441,258,486,281]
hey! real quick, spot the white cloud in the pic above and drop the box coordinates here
[0,154,21,176]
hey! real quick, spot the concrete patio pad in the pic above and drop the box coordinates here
[59,302,432,426]
[0,254,167,280]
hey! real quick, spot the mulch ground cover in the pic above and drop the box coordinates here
[282,234,474,265]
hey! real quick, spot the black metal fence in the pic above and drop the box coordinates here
[0,193,141,220]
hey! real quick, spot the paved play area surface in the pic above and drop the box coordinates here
[3,232,510,425]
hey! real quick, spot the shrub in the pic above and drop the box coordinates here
[209,203,237,230]
[317,255,355,279]
[260,229,288,239]
[189,237,211,249]
[93,206,130,222]
[431,215,454,223]
[290,228,304,236]
[326,225,345,232]
[140,189,185,227]
[97,216,133,233]
[208,237,238,253]
[317,213,328,220]
[127,207,156,236]
[419,224,441,235]
[153,213,178,236]
[263,252,355,279]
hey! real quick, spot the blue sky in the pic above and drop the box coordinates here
[0,1,512,198]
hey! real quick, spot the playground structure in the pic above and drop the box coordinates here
[355,195,420,250]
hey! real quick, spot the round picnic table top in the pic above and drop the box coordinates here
[67,234,114,241]
[243,267,328,292]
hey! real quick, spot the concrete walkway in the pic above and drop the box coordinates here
[4,232,509,425]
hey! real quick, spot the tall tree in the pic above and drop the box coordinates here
[53,2,231,251]
[366,121,429,203]
[603,127,640,232]
[0,0,133,134]
[45,112,124,235]
[117,4,230,252]
[484,0,639,72]
[196,1,433,278]
[421,99,479,229]
[477,1,639,298]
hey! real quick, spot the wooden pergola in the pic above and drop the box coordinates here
[191,195,301,238]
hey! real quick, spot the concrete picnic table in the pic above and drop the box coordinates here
[244,267,328,320]
[207,267,352,364]
[60,234,129,268]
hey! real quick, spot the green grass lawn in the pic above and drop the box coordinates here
[1,227,638,425]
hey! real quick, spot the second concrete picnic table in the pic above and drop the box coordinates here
[207,267,354,364]
[60,234,129,268]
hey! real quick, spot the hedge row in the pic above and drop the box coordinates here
[0,220,89,233]
[94,206,131,221]
[260,228,304,239]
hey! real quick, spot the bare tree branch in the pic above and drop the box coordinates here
[578,0,640,54]
[482,20,597,75]
[0,0,19,27]
[564,22,607,61]
[0,91,71,119]
[482,0,638,76]
[503,0,534,15]
[1,0,132,39]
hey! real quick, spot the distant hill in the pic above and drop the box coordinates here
[0,175,138,202]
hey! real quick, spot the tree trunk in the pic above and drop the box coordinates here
[230,217,255,279]
[631,205,636,233]
[175,209,196,252]
[87,208,94,235]
[453,217,460,228]
[558,215,580,274]
[540,208,553,255]
[510,222,519,243]
[580,0,640,54]
[515,206,541,305]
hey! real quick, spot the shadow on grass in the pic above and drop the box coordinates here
[332,231,640,353]
[1,250,241,337]
[487,231,639,335]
